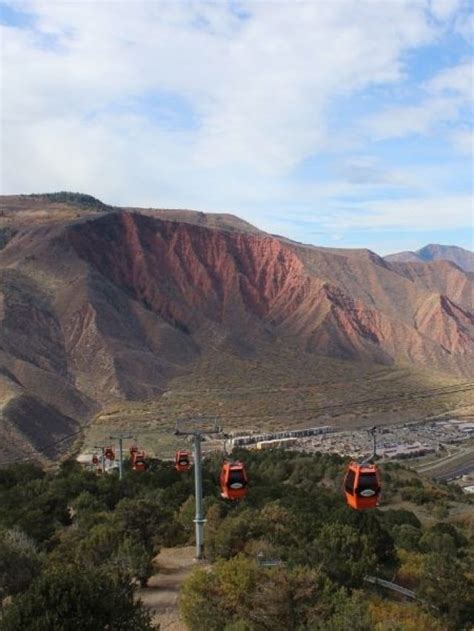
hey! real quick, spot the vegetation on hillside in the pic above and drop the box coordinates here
[25,191,109,209]
[0,452,472,630]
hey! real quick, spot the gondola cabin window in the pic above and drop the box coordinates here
[175,450,192,472]
[344,468,355,495]
[357,472,380,497]
[228,469,247,489]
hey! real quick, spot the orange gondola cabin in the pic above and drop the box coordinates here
[220,461,248,501]
[104,447,115,461]
[132,450,147,472]
[344,462,381,510]
[175,450,192,472]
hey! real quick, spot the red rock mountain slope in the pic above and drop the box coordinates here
[0,194,472,461]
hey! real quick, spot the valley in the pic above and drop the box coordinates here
[82,349,474,461]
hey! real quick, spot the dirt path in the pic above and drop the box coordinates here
[139,546,206,630]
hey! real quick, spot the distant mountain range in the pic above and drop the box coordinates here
[0,193,472,462]
[385,244,474,272]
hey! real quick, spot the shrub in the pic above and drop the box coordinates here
[0,528,43,600]
[0,565,154,630]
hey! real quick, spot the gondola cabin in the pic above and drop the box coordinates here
[220,461,248,501]
[132,450,147,472]
[175,450,192,472]
[344,462,381,510]
[104,447,115,461]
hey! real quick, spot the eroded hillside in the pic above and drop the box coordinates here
[0,194,473,461]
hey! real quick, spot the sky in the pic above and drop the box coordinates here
[0,0,472,254]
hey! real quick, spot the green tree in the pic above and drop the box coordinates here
[0,528,43,600]
[113,497,171,550]
[257,502,299,549]
[430,522,467,549]
[319,590,371,631]
[0,477,70,544]
[248,565,335,630]
[0,464,44,490]
[205,510,256,561]
[72,491,108,517]
[392,524,421,551]
[417,553,474,629]
[418,531,457,556]
[180,566,228,631]
[311,523,377,587]
[111,538,153,587]
[180,554,339,630]
[0,565,155,630]
[381,509,421,530]
[76,523,120,568]
[177,495,196,538]
[340,511,397,568]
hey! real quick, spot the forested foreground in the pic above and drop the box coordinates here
[0,450,473,630]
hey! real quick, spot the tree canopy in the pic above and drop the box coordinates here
[0,449,471,630]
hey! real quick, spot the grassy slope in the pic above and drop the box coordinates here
[83,344,473,458]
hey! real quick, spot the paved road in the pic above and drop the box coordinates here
[434,461,474,481]
[416,446,474,480]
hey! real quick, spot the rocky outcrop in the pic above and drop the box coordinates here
[67,212,473,375]
[415,294,474,356]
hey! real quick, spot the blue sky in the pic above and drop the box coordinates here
[1,0,472,254]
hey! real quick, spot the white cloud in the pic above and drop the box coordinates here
[426,59,473,98]
[2,0,434,181]
[0,0,471,251]
[324,195,473,230]
[455,9,474,42]
[366,97,460,139]
[450,128,474,154]
[365,59,472,140]
[430,0,460,20]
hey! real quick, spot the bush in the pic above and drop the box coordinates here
[180,555,336,631]
[381,509,421,530]
[392,524,421,552]
[0,565,154,630]
[417,553,474,628]
[0,528,43,600]
[309,523,377,587]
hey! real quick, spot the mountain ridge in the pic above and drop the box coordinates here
[0,194,473,462]
[385,243,474,272]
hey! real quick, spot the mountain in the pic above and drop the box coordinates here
[385,244,474,272]
[0,193,473,462]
